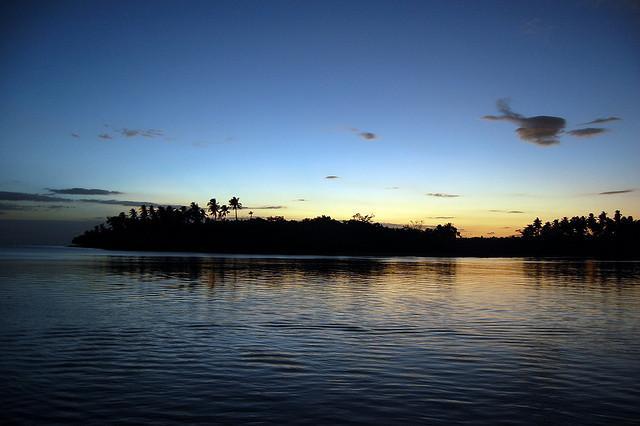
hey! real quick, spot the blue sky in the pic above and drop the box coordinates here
[1,0,639,236]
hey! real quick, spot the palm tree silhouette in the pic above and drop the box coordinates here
[248,211,254,220]
[207,198,220,221]
[219,205,230,220]
[229,196,242,221]
[189,202,203,224]
[149,206,157,222]
[533,217,542,237]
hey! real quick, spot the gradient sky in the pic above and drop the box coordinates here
[1,0,639,237]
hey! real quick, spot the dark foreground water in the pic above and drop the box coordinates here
[1,247,639,424]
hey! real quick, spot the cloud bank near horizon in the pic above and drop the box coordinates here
[0,191,157,208]
[47,188,123,195]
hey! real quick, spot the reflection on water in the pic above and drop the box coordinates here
[1,247,639,424]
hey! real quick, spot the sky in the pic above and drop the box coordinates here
[1,0,639,240]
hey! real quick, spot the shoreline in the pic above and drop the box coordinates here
[68,243,640,260]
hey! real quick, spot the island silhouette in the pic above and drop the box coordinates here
[72,197,640,258]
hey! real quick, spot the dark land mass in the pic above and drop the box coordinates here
[72,201,640,258]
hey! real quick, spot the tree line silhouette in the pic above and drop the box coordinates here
[503,210,639,258]
[520,211,636,241]
[72,197,639,258]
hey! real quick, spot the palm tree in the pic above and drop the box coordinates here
[189,202,203,224]
[157,206,167,223]
[207,198,220,221]
[229,196,242,221]
[533,217,542,237]
[587,213,598,237]
[248,211,253,220]
[139,205,148,221]
[149,206,157,222]
[614,210,622,224]
[219,205,230,220]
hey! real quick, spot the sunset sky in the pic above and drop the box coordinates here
[1,0,639,239]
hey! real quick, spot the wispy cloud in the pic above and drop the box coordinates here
[349,127,378,141]
[567,128,607,137]
[325,175,340,179]
[0,191,156,208]
[0,205,69,214]
[293,198,307,202]
[489,209,525,214]
[582,117,621,125]
[427,193,460,198]
[385,186,400,190]
[0,202,29,212]
[244,205,286,210]
[118,128,164,138]
[483,99,565,146]
[483,99,619,146]
[47,188,123,196]
[0,191,69,202]
[94,125,239,148]
[428,216,455,219]
[71,133,80,138]
[599,189,634,195]
[94,126,167,141]
[78,199,158,207]
[0,202,70,213]
[359,132,377,140]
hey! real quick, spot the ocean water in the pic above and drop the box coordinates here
[1,246,639,424]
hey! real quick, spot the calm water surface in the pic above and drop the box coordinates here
[1,247,639,424]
